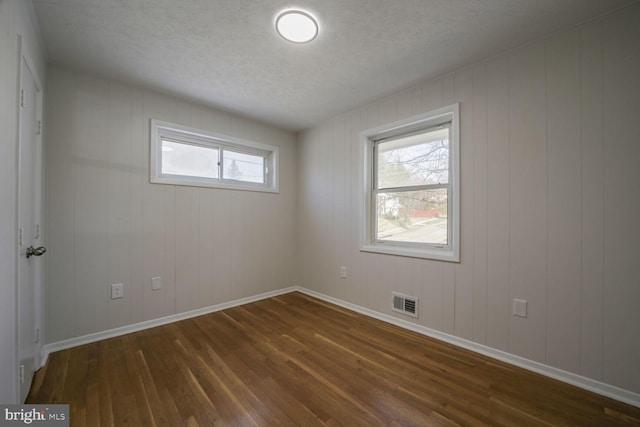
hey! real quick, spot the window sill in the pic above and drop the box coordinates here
[360,244,459,263]
[150,175,279,193]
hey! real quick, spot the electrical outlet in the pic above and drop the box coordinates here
[111,283,124,299]
[340,266,347,279]
[151,277,162,291]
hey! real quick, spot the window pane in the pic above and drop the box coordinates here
[223,150,265,184]
[161,140,219,179]
[376,188,448,245]
[377,127,449,189]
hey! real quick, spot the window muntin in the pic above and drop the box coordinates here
[151,119,278,193]
[361,104,459,262]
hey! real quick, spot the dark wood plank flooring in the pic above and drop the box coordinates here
[27,292,640,426]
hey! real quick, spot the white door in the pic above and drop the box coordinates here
[17,55,44,403]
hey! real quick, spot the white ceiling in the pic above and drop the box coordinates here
[33,0,634,132]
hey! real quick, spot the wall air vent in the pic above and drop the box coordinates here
[392,292,419,318]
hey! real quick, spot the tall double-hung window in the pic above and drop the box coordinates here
[150,119,278,192]
[361,104,459,262]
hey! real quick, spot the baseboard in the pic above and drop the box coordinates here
[296,287,640,409]
[40,285,640,409]
[40,286,297,367]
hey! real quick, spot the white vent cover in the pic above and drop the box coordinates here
[392,292,419,318]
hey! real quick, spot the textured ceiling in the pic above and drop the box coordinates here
[33,0,634,131]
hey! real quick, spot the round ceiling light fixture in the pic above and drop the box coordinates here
[275,10,318,43]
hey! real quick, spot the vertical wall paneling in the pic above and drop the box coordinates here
[507,43,548,363]
[198,190,216,305]
[214,188,233,304]
[46,69,76,342]
[346,111,361,305]
[162,184,177,314]
[602,7,640,393]
[106,82,133,329]
[395,257,413,306]
[331,117,346,299]
[73,75,109,337]
[545,30,582,373]
[484,57,510,352]
[129,89,145,325]
[296,130,313,292]
[421,260,444,331]
[45,67,297,345]
[472,64,489,345]
[579,19,605,382]
[421,79,444,113]
[453,68,475,341]
[175,185,199,312]
[295,3,640,395]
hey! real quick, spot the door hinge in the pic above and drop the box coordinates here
[35,224,40,240]
[19,365,24,384]
[35,328,40,344]
[20,89,24,107]
[36,120,42,135]
[19,227,23,246]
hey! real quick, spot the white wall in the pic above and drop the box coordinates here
[44,66,297,343]
[297,5,640,394]
[0,0,46,404]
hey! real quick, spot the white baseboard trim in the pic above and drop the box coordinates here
[40,287,297,367]
[40,285,640,409]
[296,287,640,409]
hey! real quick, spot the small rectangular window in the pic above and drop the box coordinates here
[361,104,459,262]
[150,120,279,193]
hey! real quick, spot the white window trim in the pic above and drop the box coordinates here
[150,119,279,193]
[360,103,460,262]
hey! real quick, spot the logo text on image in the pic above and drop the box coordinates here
[1,405,68,426]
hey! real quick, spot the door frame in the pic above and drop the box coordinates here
[16,36,44,402]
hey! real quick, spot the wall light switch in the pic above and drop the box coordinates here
[151,277,162,291]
[340,266,347,279]
[111,283,124,299]
[513,299,528,318]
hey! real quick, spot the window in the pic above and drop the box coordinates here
[361,104,459,262]
[150,119,278,192]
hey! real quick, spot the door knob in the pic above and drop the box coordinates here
[26,246,46,258]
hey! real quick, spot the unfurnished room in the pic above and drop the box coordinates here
[1,0,640,425]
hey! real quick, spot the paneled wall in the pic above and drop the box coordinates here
[45,66,297,343]
[296,6,640,394]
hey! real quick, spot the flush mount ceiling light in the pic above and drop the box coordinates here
[275,10,318,43]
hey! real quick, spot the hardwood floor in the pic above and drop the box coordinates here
[28,292,640,426]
